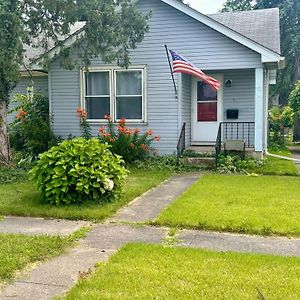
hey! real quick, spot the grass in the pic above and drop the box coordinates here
[247,149,298,176]
[0,228,88,284]
[156,174,300,237]
[59,243,300,300]
[0,168,172,222]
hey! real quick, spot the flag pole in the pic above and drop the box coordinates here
[165,44,177,95]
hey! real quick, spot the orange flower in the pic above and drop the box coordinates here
[76,107,88,118]
[109,138,116,143]
[118,118,126,125]
[134,128,141,134]
[98,126,106,134]
[104,114,112,121]
[155,136,161,142]
[16,109,27,120]
[146,129,153,136]
[102,133,111,138]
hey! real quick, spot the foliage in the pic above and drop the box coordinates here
[9,93,58,161]
[0,167,28,184]
[30,138,128,205]
[289,80,300,113]
[97,115,160,163]
[0,168,172,221]
[76,108,92,139]
[132,155,203,172]
[221,0,254,12]
[182,150,215,158]
[217,155,262,174]
[61,244,300,300]
[157,174,300,237]
[269,106,294,145]
[0,0,150,165]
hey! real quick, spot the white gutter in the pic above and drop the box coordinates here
[265,149,300,163]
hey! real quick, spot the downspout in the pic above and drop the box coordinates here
[265,149,300,163]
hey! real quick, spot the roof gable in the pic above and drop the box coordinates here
[159,0,283,66]
[210,8,280,54]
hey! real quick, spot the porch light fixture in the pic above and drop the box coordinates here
[225,79,232,88]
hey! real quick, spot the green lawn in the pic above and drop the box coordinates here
[0,233,77,284]
[0,168,172,222]
[156,174,300,237]
[60,243,300,300]
[247,150,298,176]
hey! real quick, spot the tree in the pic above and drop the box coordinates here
[221,0,254,12]
[0,0,150,165]
[256,0,300,103]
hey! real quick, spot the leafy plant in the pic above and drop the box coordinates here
[30,138,128,205]
[289,80,300,113]
[217,155,262,174]
[9,93,58,161]
[0,167,28,184]
[269,106,294,145]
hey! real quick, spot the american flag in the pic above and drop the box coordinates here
[169,50,221,91]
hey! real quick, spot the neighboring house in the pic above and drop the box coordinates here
[12,0,284,156]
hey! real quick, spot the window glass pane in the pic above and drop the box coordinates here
[86,72,109,96]
[197,81,217,101]
[86,97,110,119]
[116,71,142,95]
[116,96,142,120]
[197,102,217,122]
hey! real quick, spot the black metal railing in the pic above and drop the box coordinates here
[177,123,186,158]
[215,122,255,165]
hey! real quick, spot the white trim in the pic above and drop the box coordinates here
[48,70,53,128]
[160,0,283,66]
[80,66,147,123]
[255,68,264,152]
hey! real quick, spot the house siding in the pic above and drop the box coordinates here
[8,76,48,123]
[181,74,192,146]
[49,0,263,154]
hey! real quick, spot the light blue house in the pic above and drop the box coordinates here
[12,0,284,156]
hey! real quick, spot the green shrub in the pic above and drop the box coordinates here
[30,138,128,205]
[9,93,58,160]
[217,155,262,174]
[0,167,28,184]
[289,80,300,113]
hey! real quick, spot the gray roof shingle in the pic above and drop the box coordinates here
[209,8,281,54]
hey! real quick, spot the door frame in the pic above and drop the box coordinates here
[191,74,224,144]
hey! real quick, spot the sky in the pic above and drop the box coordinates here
[186,0,225,14]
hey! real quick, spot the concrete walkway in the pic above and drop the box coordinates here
[0,216,90,236]
[1,172,300,299]
[110,173,200,223]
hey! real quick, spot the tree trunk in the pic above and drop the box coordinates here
[0,101,11,165]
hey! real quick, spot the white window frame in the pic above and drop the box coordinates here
[80,65,147,124]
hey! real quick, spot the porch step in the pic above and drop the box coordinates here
[185,146,215,154]
[180,156,215,168]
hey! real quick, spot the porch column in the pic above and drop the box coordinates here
[255,68,264,153]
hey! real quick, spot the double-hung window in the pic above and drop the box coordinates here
[82,66,146,122]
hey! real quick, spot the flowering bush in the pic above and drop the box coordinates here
[77,107,92,139]
[30,138,128,205]
[10,93,58,160]
[97,115,160,163]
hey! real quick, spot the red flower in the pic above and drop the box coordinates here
[140,143,146,150]
[102,133,111,138]
[146,129,153,136]
[155,136,161,142]
[134,128,141,134]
